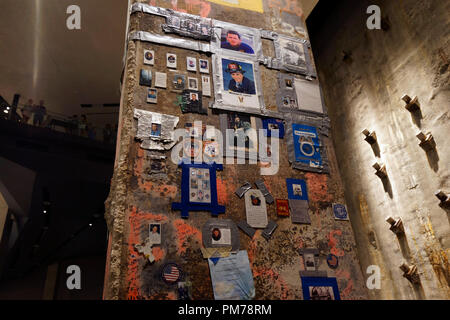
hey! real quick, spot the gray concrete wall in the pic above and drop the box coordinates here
[310,0,450,299]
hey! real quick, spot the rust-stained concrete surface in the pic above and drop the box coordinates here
[103,0,368,300]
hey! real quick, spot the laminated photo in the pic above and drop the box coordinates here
[278,37,307,70]
[304,253,316,271]
[224,112,258,154]
[199,59,209,73]
[149,223,161,245]
[139,69,152,87]
[186,57,197,72]
[167,53,177,68]
[147,88,158,104]
[144,49,155,65]
[188,77,199,90]
[173,74,186,90]
[301,277,340,300]
[220,29,255,55]
[218,56,260,109]
[150,123,161,137]
[211,227,231,245]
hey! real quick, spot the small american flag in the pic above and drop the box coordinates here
[162,265,180,283]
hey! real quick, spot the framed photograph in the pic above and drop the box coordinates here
[260,31,314,76]
[186,57,197,72]
[150,122,161,137]
[180,90,205,114]
[211,21,262,59]
[304,253,316,271]
[274,35,311,75]
[149,223,161,245]
[220,112,259,158]
[144,49,154,65]
[199,59,209,73]
[173,74,186,90]
[301,277,340,300]
[188,77,198,90]
[212,55,264,113]
[147,88,158,104]
[286,178,308,201]
[172,162,225,218]
[139,69,152,87]
[220,29,255,55]
[167,53,177,68]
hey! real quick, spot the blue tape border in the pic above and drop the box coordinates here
[301,276,340,300]
[286,178,309,201]
[172,161,225,218]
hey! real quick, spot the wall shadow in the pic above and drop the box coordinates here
[382,177,393,198]
[370,141,381,158]
[425,148,439,172]
[411,109,423,128]
[397,233,412,260]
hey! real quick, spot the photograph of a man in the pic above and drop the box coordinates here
[149,223,161,245]
[224,61,256,95]
[221,30,254,54]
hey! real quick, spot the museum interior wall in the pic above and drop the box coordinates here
[308,0,450,299]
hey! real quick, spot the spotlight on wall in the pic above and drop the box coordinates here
[399,262,420,284]
[373,162,387,179]
[362,129,377,145]
[386,217,404,235]
[401,94,420,112]
[416,131,436,151]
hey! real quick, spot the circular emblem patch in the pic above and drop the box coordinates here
[161,263,182,284]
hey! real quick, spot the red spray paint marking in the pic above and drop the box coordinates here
[336,269,354,299]
[169,0,211,18]
[126,207,168,299]
[216,177,235,205]
[305,172,333,203]
[253,267,294,299]
[328,230,345,257]
[173,219,202,255]
[152,246,165,262]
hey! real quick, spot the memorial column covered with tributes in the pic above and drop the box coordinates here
[103,0,368,300]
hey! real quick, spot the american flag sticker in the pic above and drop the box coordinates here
[161,263,181,284]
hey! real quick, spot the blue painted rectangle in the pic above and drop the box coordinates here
[286,178,308,201]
